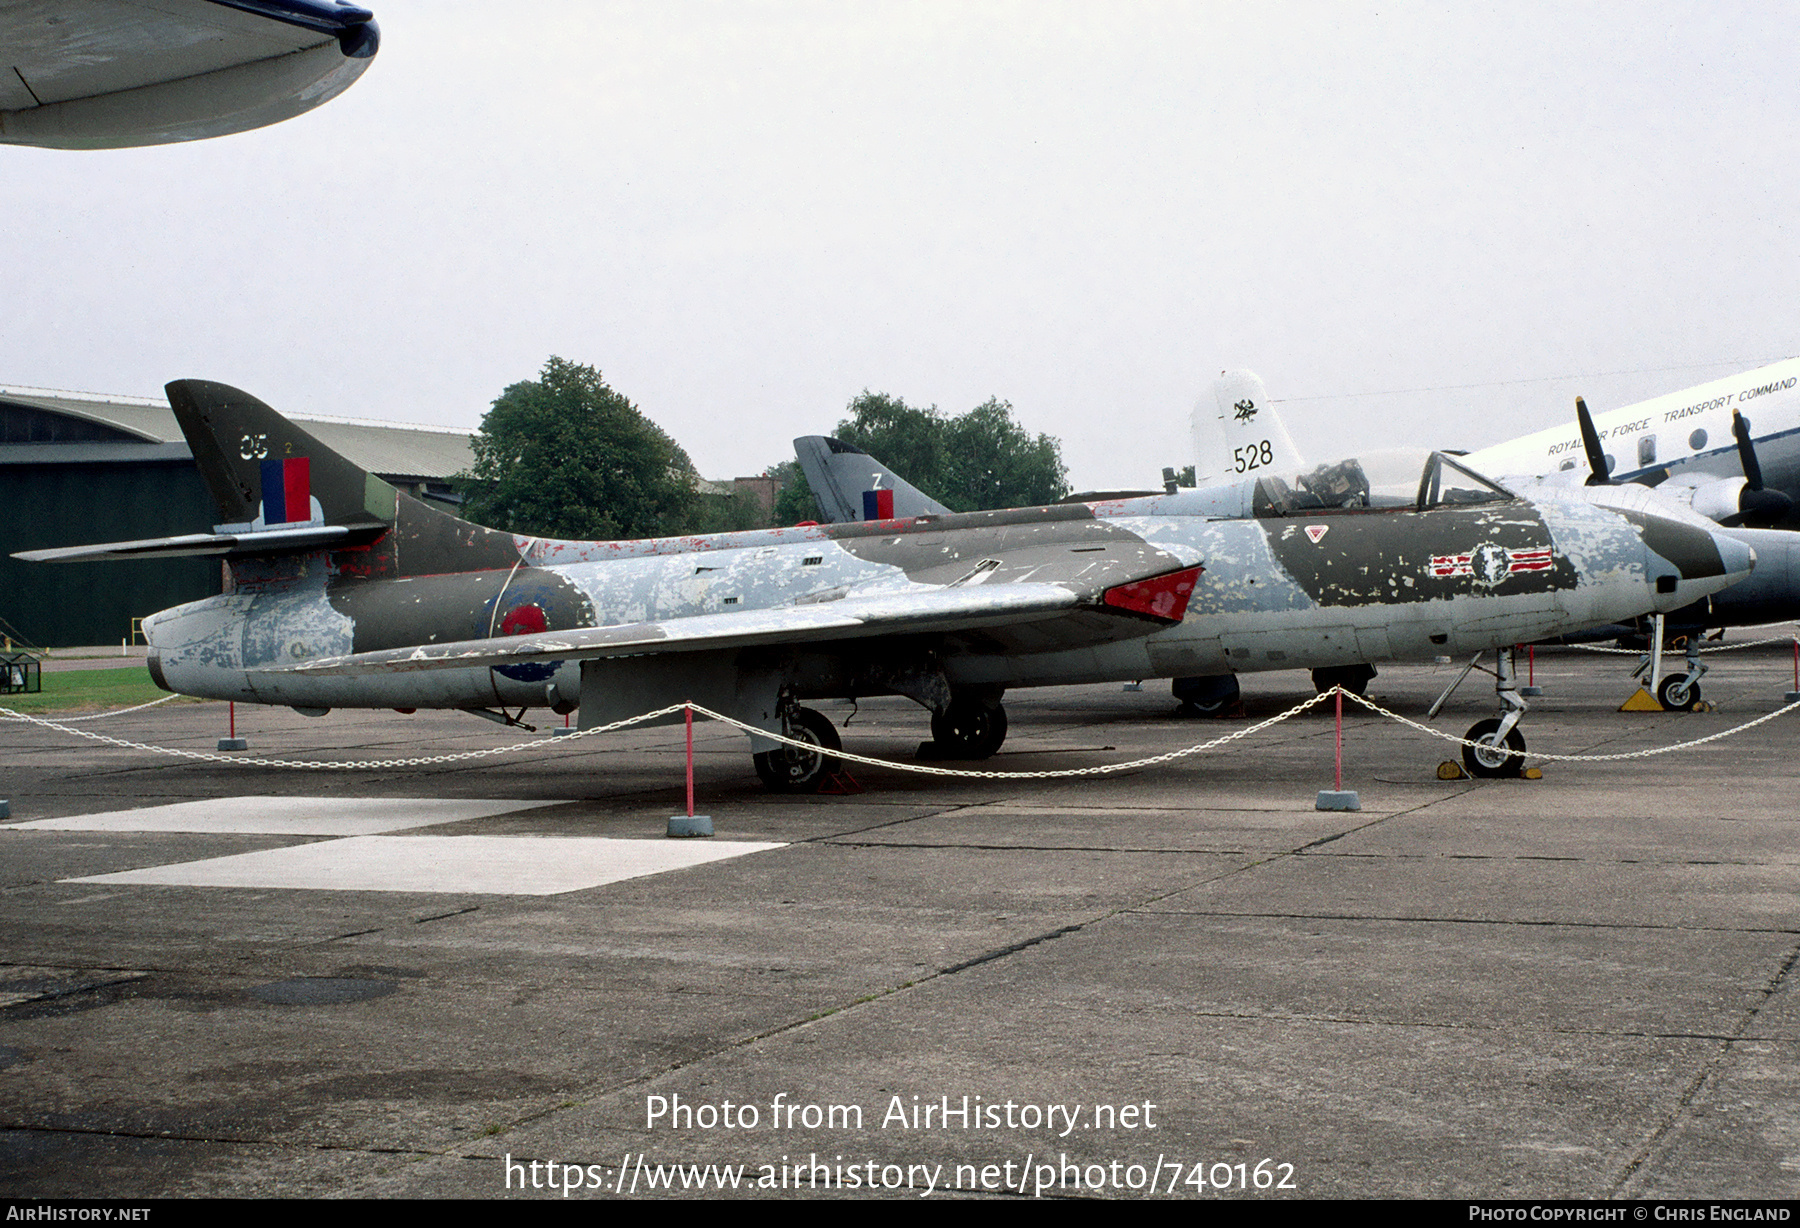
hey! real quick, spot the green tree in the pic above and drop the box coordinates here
[460,357,699,540]
[831,391,1069,513]
[766,459,821,524]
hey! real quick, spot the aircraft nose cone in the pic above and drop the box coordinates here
[1640,513,1755,611]
[1716,533,1756,583]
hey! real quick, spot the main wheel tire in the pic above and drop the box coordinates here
[1656,673,1701,712]
[753,706,842,792]
[1462,717,1526,778]
[1312,664,1377,696]
[1172,673,1241,715]
[930,699,1008,759]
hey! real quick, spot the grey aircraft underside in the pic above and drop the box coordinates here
[17,382,1754,787]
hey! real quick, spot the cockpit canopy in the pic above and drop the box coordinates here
[1253,449,1514,517]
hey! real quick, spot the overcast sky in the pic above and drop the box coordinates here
[6,2,1798,490]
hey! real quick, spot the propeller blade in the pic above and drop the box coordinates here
[1725,409,1791,526]
[1732,409,1765,490]
[1576,396,1612,486]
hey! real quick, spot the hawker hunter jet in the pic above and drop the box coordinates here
[1187,364,1800,712]
[17,381,1754,785]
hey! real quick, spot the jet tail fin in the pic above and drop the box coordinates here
[166,379,396,532]
[16,381,523,574]
[794,435,953,523]
[1192,370,1305,485]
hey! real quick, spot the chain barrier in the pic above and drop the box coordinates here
[16,694,181,722]
[1338,689,1800,761]
[686,693,1338,779]
[0,702,692,769]
[6,683,1798,777]
[0,694,1338,778]
[1562,634,1798,655]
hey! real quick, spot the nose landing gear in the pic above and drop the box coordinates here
[1430,646,1531,778]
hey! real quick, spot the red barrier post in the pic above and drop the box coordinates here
[1334,687,1343,791]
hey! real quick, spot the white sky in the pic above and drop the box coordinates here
[6,1,1798,490]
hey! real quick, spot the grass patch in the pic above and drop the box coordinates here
[0,666,200,715]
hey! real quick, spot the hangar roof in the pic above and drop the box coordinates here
[0,387,474,482]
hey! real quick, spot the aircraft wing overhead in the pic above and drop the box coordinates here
[0,0,378,149]
[11,521,387,562]
[271,577,1199,678]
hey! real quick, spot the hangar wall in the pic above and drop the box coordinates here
[0,387,476,649]
[0,460,220,649]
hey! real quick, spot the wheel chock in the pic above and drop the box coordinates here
[1522,767,1543,780]
[1437,761,1469,780]
[818,771,863,795]
[1693,700,1716,713]
[1618,687,1665,712]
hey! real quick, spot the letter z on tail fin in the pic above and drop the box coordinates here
[794,435,953,523]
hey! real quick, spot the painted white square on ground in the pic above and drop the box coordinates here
[7,797,559,836]
[64,835,786,895]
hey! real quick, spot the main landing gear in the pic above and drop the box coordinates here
[1172,673,1241,716]
[753,704,842,793]
[1429,647,1529,778]
[926,692,1009,759]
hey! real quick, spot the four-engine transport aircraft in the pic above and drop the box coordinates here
[16,381,1755,785]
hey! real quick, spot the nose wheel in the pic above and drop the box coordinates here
[1656,672,1702,712]
[1437,646,1531,778]
[1462,716,1526,778]
[753,705,842,792]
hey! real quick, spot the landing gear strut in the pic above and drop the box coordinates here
[753,704,842,792]
[928,694,1008,759]
[1460,646,1528,778]
[1639,624,1706,712]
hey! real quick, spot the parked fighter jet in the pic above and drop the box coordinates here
[17,381,1753,784]
[1191,363,1800,710]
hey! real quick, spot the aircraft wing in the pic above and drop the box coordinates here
[0,0,379,149]
[12,522,387,562]
[271,572,1200,677]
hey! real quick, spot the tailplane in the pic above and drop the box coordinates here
[15,381,520,572]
